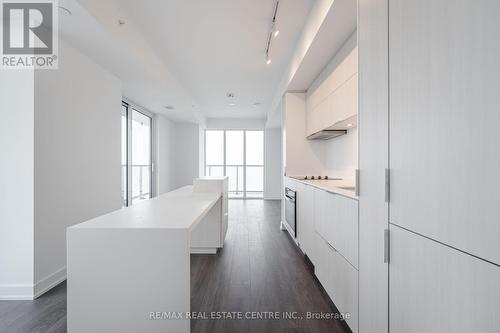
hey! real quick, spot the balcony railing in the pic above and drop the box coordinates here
[122,164,151,205]
[206,164,263,197]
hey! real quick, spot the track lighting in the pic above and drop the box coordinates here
[264,1,280,65]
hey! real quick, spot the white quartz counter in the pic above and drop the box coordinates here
[288,177,358,200]
[67,183,225,333]
[69,185,220,230]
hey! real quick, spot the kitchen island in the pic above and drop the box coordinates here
[67,178,227,333]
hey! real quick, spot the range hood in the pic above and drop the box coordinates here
[307,114,358,140]
[307,130,347,140]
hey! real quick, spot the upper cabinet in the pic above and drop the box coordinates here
[306,33,358,138]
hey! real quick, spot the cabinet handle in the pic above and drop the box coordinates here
[384,229,390,263]
[326,241,337,252]
[355,169,360,196]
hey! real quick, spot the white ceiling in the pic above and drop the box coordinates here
[112,0,315,119]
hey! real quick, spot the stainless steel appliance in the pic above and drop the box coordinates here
[284,187,297,238]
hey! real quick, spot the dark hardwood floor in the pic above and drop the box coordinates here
[0,200,349,333]
[191,200,349,333]
[0,281,66,333]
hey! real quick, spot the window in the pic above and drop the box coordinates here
[205,129,264,198]
[122,102,153,206]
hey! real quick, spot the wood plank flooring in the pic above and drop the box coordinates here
[0,200,350,333]
[190,200,350,333]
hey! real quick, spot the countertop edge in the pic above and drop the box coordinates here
[287,177,358,200]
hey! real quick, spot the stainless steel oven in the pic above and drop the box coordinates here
[284,187,297,238]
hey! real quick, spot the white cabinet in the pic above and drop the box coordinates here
[359,0,500,332]
[389,0,500,265]
[389,226,500,333]
[296,182,316,263]
[325,193,358,268]
[191,177,228,253]
[358,0,390,331]
[315,233,359,333]
[314,188,358,269]
[329,247,358,333]
[313,187,328,240]
[312,186,359,333]
[306,39,358,137]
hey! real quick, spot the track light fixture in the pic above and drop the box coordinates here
[265,0,280,64]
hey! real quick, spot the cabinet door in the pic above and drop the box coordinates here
[389,0,500,265]
[313,188,328,240]
[390,226,500,333]
[325,194,358,269]
[330,250,358,333]
[327,73,358,127]
[314,234,331,292]
[298,185,317,263]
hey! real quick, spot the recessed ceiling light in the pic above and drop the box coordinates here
[58,6,72,16]
[274,29,280,37]
[347,123,353,127]
[266,58,272,65]
[226,92,235,98]
[253,102,261,107]
[228,102,236,107]
[164,105,175,110]
[118,19,126,26]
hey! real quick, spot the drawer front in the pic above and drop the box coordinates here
[320,192,359,268]
[327,194,358,268]
[329,249,358,333]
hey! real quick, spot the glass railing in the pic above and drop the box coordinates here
[122,164,151,205]
[205,164,263,198]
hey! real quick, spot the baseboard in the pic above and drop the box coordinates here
[0,266,66,300]
[34,266,66,299]
[0,284,34,300]
[264,197,281,200]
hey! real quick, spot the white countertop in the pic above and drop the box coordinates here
[288,177,358,200]
[69,186,221,230]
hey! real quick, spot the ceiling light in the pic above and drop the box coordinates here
[228,102,236,107]
[274,29,280,37]
[253,102,261,107]
[347,123,353,127]
[266,58,272,65]
[226,92,235,98]
[164,105,175,110]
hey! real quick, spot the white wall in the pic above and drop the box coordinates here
[264,128,282,199]
[155,114,176,195]
[172,123,201,189]
[33,39,122,296]
[155,117,204,194]
[283,92,327,176]
[0,70,35,300]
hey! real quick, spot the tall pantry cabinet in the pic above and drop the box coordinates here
[358,0,500,332]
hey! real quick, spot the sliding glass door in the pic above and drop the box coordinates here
[122,102,152,206]
[205,129,264,198]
